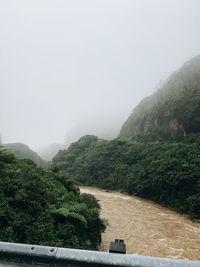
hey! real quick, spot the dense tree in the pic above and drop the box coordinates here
[53,134,200,219]
[0,150,106,249]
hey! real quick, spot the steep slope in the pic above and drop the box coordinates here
[2,143,47,167]
[119,55,200,139]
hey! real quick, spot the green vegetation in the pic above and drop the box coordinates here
[52,134,200,220]
[0,149,106,249]
[2,143,47,167]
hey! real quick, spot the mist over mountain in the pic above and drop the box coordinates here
[2,143,47,167]
[119,55,200,140]
[1,1,200,149]
[36,143,66,161]
[65,111,126,146]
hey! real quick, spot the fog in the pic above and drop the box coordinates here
[0,0,200,149]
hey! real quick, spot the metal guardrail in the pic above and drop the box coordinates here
[0,241,200,267]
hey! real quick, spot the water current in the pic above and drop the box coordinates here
[80,186,200,260]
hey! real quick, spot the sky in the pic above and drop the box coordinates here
[0,0,200,150]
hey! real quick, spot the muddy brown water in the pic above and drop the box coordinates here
[80,186,200,260]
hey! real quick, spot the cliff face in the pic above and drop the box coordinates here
[119,55,200,139]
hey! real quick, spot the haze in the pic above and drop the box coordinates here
[0,0,200,149]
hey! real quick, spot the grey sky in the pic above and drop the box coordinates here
[0,0,200,149]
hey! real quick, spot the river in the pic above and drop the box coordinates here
[80,186,200,260]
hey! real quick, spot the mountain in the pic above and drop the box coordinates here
[2,143,47,167]
[119,55,200,140]
[36,143,66,161]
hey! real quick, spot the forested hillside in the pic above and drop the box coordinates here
[2,143,47,167]
[0,150,106,250]
[119,55,200,140]
[52,135,200,220]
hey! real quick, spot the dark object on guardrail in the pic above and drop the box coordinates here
[109,239,126,254]
[0,241,200,266]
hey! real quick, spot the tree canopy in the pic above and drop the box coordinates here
[53,134,200,219]
[0,149,106,250]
